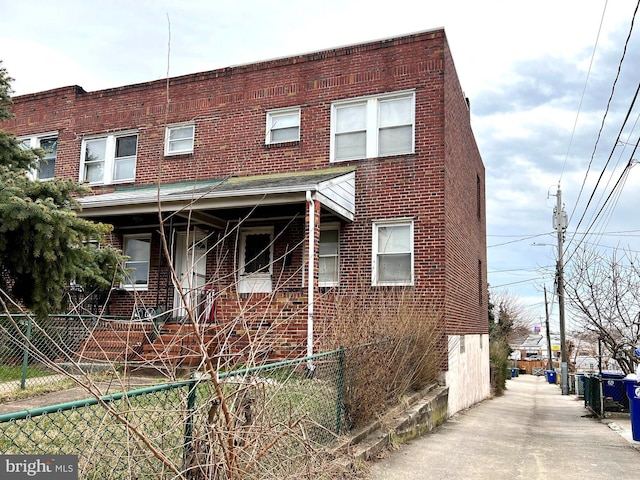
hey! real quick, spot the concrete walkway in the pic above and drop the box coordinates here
[0,374,163,415]
[367,374,639,480]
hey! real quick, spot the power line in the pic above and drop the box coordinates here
[567,2,640,239]
[559,0,610,182]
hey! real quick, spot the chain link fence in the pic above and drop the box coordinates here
[0,314,145,396]
[582,372,629,417]
[0,349,346,479]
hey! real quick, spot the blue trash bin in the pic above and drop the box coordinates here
[600,372,628,411]
[545,370,557,384]
[623,374,640,441]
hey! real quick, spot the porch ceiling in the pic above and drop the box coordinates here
[77,167,356,223]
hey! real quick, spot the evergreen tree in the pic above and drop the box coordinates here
[0,61,125,319]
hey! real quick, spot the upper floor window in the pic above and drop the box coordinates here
[331,91,415,162]
[165,124,195,155]
[80,132,137,185]
[319,224,340,287]
[372,219,414,286]
[122,234,151,290]
[266,108,300,144]
[19,133,58,180]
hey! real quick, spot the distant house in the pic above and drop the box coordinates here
[2,29,488,415]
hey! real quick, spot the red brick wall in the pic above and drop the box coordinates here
[443,38,488,336]
[1,29,487,354]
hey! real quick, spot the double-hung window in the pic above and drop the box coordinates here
[80,132,137,185]
[319,225,340,287]
[122,235,151,290]
[331,91,415,161]
[165,124,195,155]
[19,133,58,180]
[238,227,274,294]
[266,108,300,144]
[372,219,414,286]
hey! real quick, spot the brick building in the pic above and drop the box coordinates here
[2,28,489,414]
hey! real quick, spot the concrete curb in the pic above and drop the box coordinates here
[332,383,449,468]
[604,420,640,450]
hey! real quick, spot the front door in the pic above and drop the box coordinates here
[173,229,207,320]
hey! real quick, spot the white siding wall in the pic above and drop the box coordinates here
[445,334,491,416]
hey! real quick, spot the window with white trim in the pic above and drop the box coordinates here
[122,234,151,290]
[266,108,300,144]
[165,124,195,155]
[319,225,340,287]
[372,219,414,286]
[331,91,415,161]
[238,227,274,294]
[19,133,58,180]
[80,132,137,185]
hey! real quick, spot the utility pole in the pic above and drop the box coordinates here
[544,285,554,371]
[553,185,569,395]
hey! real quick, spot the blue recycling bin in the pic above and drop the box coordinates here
[600,372,628,410]
[623,375,640,441]
[545,370,557,384]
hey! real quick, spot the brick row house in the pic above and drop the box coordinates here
[2,28,489,414]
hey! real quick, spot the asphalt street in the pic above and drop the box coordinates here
[367,374,639,480]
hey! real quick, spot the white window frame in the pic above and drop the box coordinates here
[319,223,340,287]
[265,107,300,144]
[165,123,195,155]
[330,91,415,162]
[122,234,151,291]
[238,227,274,293]
[79,131,138,185]
[18,131,58,180]
[372,219,414,286]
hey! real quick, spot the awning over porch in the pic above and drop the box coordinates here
[77,167,356,224]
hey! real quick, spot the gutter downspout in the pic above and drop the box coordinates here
[306,191,315,370]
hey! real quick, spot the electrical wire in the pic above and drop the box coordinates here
[559,0,609,183]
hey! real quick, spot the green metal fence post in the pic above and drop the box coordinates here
[183,379,198,467]
[335,346,345,435]
[20,316,32,390]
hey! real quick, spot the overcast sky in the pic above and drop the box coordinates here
[2,0,640,335]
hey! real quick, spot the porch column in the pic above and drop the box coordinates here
[306,192,321,361]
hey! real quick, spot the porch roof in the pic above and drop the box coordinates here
[77,167,356,222]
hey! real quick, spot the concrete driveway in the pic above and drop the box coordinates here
[367,374,639,479]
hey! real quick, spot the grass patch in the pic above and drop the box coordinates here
[0,364,54,382]
[0,363,344,479]
[0,377,76,404]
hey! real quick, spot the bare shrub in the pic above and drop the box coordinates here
[323,286,443,429]
[0,209,360,479]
